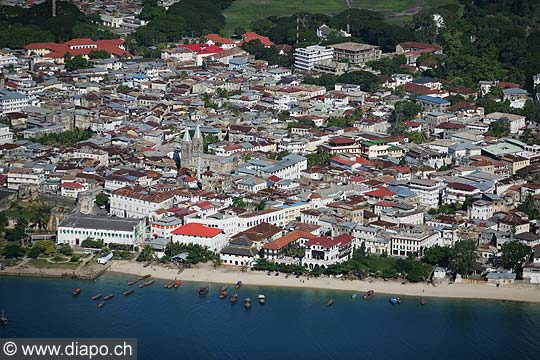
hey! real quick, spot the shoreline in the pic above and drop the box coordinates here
[107,261,540,304]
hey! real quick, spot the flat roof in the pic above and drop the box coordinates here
[59,214,142,232]
[329,42,378,52]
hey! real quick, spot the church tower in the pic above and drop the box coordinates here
[192,124,204,155]
[180,128,192,168]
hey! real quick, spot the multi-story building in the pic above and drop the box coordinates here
[390,227,440,257]
[329,42,381,65]
[443,182,481,204]
[0,90,29,114]
[0,123,14,145]
[110,187,176,219]
[302,234,353,269]
[57,214,146,247]
[7,167,44,190]
[408,178,441,208]
[171,223,228,252]
[294,46,334,71]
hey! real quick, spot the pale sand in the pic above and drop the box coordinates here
[108,260,540,303]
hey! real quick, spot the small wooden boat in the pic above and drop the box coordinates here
[0,310,7,326]
[221,286,228,292]
[91,293,102,301]
[235,281,242,289]
[164,281,175,289]
[244,297,252,310]
[258,294,265,304]
[327,299,334,306]
[198,286,209,295]
[72,288,81,296]
[103,294,114,301]
[362,290,375,300]
[123,289,134,296]
[230,294,238,303]
[138,280,154,288]
[220,290,228,299]
[98,301,105,308]
[127,279,139,286]
[137,274,151,281]
[173,280,181,288]
[420,298,426,306]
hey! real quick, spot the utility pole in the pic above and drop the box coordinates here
[52,0,56,17]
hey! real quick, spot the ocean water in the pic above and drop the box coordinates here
[0,274,539,360]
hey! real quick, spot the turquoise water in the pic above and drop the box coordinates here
[1,274,539,359]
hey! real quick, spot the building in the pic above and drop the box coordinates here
[57,214,146,246]
[302,234,353,269]
[390,227,440,257]
[180,124,204,170]
[0,123,14,145]
[150,216,183,239]
[110,187,176,219]
[417,95,451,112]
[7,167,44,190]
[294,46,333,71]
[522,247,540,284]
[24,38,131,64]
[329,42,381,65]
[171,223,228,252]
[408,178,441,208]
[0,90,29,114]
[262,231,316,262]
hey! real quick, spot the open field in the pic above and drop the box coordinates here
[222,0,459,34]
[27,258,79,270]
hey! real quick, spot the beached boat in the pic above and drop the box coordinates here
[173,280,181,288]
[72,288,81,296]
[420,298,426,306]
[98,301,105,308]
[389,297,401,305]
[123,289,134,296]
[198,286,209,295]
[138,280,154,288]
[137,275,151,281]
[230,294,238,303]
[327,299,334,306]
[362,290,375,300]
[0,310,7,326]
[258,294,265,305]
[103,294,114,301]
[244,298,252,310]
[220,290,228,300]
[91,293,102,301]
[235,281,242,289]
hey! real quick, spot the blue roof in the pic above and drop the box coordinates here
[417,95,450,105]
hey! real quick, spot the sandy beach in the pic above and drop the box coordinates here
[107,260,540,304]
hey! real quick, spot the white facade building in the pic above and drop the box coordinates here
[57,214,146,246]
[294,46,334,71]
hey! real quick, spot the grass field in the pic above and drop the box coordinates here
[28,258,79,270]
[222,0,459,35]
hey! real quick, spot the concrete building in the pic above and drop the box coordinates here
[171,223,228,252]
[294,46,334,71]
[329,42,381,65]
[57,214,146,246]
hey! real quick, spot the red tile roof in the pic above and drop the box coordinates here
[263,231,316,250]
[25,38,130,58]
[205,33,235,45]
[61,182,84,189]
[242,32,274,47]
[172,223,223,237]
[178,44,224,55]
[365,187,395,198]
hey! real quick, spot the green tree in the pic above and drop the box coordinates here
[500,241,532,272]
[88,50,110,59]
[423,245,453,267]
[95,193,109,207]
[518,195,540,220]
[486,118,510,138]
[232,197,247,208]
[449,240,478,276]
[3,243,24,258]
[65,54,91,71]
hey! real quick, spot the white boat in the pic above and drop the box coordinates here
[258,294,265,304]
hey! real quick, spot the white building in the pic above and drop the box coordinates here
[60,181,89,199]
[408,178,441,208]
[0,124,14,145]
[57,214,146,246]
[0,90,29,114]
[468,200,493,220]
[390,228,440,257]
[150,216,183,239]
[171,223,228,252]
[110,187,176,219]
[294,46,334,71]
[71,148,109,167]
[7,167,44,190]
[302,234,353,269]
